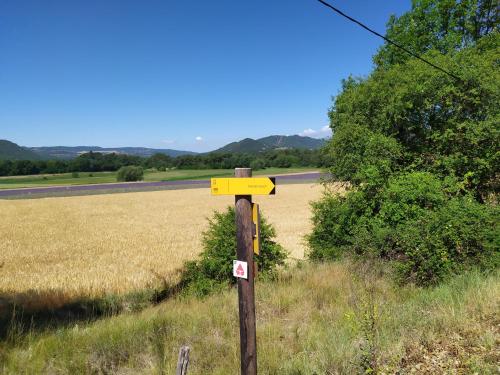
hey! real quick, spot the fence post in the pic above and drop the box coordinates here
[234,167,257,375]
[176,346,190,375]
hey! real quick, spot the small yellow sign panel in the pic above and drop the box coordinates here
[211,177,276,196]
[252,203,260,255]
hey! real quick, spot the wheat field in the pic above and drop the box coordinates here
[0,183,334,298]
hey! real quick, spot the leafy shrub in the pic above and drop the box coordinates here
[308,172,499,285]
[307,1,499,287]
[116,166,144,182]
[179,206,287,297]
[323,125,402,186]
[249,158,266,170]
[271,154,298,168]
[393,196,499,285]
[71,172,79,178]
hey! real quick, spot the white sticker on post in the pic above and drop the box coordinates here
[233,260,248,279]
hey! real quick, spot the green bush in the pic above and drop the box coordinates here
[308,172,499,285]
[307,1,499,287]
[393,196,499,285]
[179,206,287,297]
[249,158,266,170]
[116,166,144,182]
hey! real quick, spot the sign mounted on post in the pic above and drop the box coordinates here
[233,260,248,279]
[252,203,260,256]
[212,168,274,374]
[211,177,276,196]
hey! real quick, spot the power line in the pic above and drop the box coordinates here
[316,0,462,82]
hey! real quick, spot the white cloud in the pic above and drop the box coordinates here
[299,125,331,138]
[300,128,316,136]
[195,136,203,142]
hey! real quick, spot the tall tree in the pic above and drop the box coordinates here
[374,0,499,68]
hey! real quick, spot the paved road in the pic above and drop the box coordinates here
[0,172,323,198]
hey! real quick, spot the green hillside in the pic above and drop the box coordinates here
[215,138,267,153]
[215,135,325,154]
[0,140,40,160]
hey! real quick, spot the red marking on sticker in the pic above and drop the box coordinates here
[236,264,245,276]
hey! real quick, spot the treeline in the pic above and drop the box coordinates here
[0,148,326,176]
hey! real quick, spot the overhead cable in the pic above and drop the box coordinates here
[316,0,462,82]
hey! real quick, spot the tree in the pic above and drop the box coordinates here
[0,160,12,176]
[116,166,144,182]
[309,0,499,285]
[327,32,499,198]
[250,158,266,170]
[146,153,172,170]
[374,0,499,68]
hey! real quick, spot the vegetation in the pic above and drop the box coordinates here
[0,167,317,190]
[308,173,499,284]
[178,207,287,296]
[375,0,499,68]
[214,135,325,153]
[2,2,498,373]
[0,146,326,178]
[0,140,40,161]
[116,165,144,182]
[308,0,499,285]
[1,262,498,374]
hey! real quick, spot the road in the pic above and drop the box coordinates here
[0,172,323,198]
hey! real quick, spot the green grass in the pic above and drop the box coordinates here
[1,261,498,374]
[0,168,318,189]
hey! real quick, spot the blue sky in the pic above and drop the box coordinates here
[0,1,410,152]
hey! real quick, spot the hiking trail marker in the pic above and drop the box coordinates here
[233,260,248,279]
[211,177,275,195]
[211,168,275,375]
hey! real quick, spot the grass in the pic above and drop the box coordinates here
[1,262,498,374]
[0,167,318,189]
[0,183,331,304]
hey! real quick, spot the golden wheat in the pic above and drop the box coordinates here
[0,183,340,297]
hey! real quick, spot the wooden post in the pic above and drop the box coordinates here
[235,167,257,375]
[175,346,190,375]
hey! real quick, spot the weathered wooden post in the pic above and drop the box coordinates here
[234,168,257,375]
[210,168,275,375]
[175,346,190,375]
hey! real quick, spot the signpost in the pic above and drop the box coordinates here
[211,177,276,196]
[211,168,276,375]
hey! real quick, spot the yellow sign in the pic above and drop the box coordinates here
[211,177,276,195]
[252,203,260,255]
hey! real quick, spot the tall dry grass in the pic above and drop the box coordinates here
[0,183,332,299]
[1,262,498,374]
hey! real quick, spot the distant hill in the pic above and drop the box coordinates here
[259,135,326,150]
[0,140,41,160]
[214,135,326,154]
[214,138,267,154]
[30,146,197,159]
[1,134,326,161]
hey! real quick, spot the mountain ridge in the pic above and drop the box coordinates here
[29,146,196,159]
[0,135,327,160]
[0,140,42,160]
[213,135,326,154]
